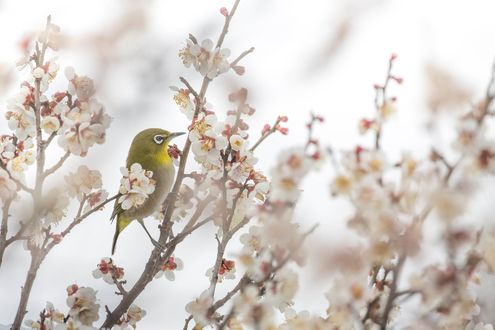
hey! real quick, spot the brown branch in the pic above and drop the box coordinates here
[43,151,70,179]
[0,199,13,268]
[230,47,255,67]
[209,275,249,315]
[100,2,243,327]
[183,315,193,330]
[179,77,200,101]
[11,194,117,329]
[113,278,128,296]
[380,255,405,330]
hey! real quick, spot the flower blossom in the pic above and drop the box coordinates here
[190,114,228,172]
[65,165,103,201]
[170,86,195,119]
[58,98,112,156]
[66,285,100,326]
[0,168,17,201]
[179,38,231,79]
[155,255,184,281]
[92,257,124,284]
[5,86,36,141]
[32,60,60,92]
[185,290,214,327]
[118,163,156,210]
[206,258,236,282]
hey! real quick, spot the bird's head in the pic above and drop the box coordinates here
[128,128,185,166]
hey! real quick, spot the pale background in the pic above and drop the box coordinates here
[1,0,495,328]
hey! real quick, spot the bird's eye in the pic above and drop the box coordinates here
[153,135,164,144]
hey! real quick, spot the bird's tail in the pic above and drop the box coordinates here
[112,214,132,255]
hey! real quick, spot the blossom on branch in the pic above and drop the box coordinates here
[118,163,156,210]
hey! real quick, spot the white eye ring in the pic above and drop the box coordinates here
[153,135,164,144]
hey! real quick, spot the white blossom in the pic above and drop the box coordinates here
[118,163,156,210]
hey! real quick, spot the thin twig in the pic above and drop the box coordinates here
[179,77,200,101]
[230,47,255,67]
[250,117,282,152]
[43,151,70,178]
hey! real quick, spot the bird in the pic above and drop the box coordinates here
[110,128,185,254]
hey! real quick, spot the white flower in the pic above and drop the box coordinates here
[118,163,156,210]
[229,134,245,151]
[190,114,228,167]
[92,257,124,284]
[65,165,102,201]
[32,61,59,92]
[66,286,100,326]
[5,95,36,140]
[41,116,61,134]
[126,304,147,328]
[155,255,184,281]
[228,152,258,184]
[0,168,17,201]
[43,192,70,225]
[58,99,111,156]
[240,226,262,253]
[6,145,35,181]
[205,259,236,283]
[170,86,195,119]
[65,67,96,101]
[84,189,109,213]
[0,136,16,161]
[185,290,213,327]
[179,38,231,79]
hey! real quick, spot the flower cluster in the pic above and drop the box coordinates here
[9,22,111,158]
[179,37,231,79]
[118,163,156,210]
[66,284,100,326]
[92,257,125,284]
[65,165,103,201]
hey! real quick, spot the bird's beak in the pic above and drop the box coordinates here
[169,132,186,140]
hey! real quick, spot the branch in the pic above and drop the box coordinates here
[113,278,128,296]
[230,47,255,67]
[0,162,34,195]
[380,255,405,330]
[100,3,244,327]
[250,116,282,152]
[0,199,13,268]
[43,151,70,179]
[179,77,200,102]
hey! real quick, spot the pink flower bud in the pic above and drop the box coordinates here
[220,7,229,17]
[51,234,62,243]
[278,115,288,122]
[66,284,79,296]
[262,124,271,135]
[390,53,398,61]
[391,75,403,84]
[278,127,289,135]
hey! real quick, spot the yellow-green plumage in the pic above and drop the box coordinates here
[111,128,184,254]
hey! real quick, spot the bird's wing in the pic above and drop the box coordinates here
[110,197,124,223]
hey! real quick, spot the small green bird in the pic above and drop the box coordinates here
[111,128,184,254]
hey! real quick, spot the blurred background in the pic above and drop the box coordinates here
[1,0,495,328]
